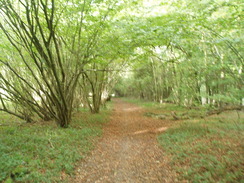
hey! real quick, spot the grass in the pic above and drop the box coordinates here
[123,97,207,119]
[158,118,244,182]
[0,105,111,183]
[124,98,244,182]
[122,98,158,108]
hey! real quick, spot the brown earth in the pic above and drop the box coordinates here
[73,98,177,183]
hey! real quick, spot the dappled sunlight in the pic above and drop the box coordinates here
[133,129,149,135]
[154,127,168,133]
[123,107,142,112]
[133,127,168,135]
[0,0,242,182]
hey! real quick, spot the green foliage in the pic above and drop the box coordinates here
[0,110,110,182]
[122,98,157,108]
[124,98,207,118]
[1,0,243,124]
[0,0,126,126]
[113,0,243,106]
[158,120,244,182]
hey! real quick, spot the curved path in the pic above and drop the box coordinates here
[73,99,176,183]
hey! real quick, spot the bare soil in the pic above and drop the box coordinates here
[73,98,177,183]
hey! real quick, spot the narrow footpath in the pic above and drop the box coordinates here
[73,99,176,183]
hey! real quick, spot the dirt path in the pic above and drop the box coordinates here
[73,99,176,183]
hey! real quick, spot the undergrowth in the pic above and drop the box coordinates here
[158,120,244,182]
[125,98,244,182]
[123,97,207,118]
[0,106,111,183]
[122,98,158,108]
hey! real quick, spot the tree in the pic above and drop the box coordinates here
[0,0,124,127]
[114,0,243,107]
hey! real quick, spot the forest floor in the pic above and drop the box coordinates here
[0,98,242,182]
[73,98,178,183]
[73,98,244,183]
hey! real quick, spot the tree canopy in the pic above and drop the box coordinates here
[0,0,243,127]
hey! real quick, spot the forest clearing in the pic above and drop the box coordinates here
[0,0,243,182]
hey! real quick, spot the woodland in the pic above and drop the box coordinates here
[0,0,243,182]
[0,0,243,127]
